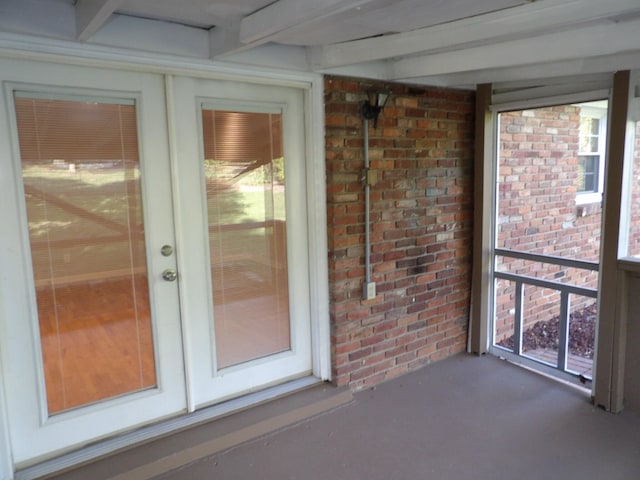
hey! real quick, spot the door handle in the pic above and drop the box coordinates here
[162,269,177,282]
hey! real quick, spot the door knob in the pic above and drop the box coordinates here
[162,268,177,282]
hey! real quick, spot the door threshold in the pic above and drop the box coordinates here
[17,377,352,480]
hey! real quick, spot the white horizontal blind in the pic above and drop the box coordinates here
[13,93,156,414]
[201,108,291,370]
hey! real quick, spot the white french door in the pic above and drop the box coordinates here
[171,76,312,409]
[0,59,314,469]
[0,59,187,466]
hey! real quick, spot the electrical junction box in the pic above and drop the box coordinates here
[363,281,376,300]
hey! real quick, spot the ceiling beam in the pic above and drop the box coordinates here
[391,18,640,80]
[238,0,378,45]
[212,0,380,58]
[209,17,243,58]
[76,0,123,42]
[393,51,640,89]
[309,0,640,70]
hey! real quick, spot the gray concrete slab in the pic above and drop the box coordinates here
[154,354,640,480]
[42,382,352,480]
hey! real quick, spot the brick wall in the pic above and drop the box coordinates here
[324,76,474,389]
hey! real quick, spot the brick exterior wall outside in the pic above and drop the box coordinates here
[629,122,640,258]
[324,76,474,389]
[494,106,601,344]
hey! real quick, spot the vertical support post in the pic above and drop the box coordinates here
[469,84,495,354]
[594,71,631,412]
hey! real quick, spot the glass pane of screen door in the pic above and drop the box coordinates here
[14,94,156,414]
[202,109,291,369]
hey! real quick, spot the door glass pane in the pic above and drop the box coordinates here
[201,108,290,369]
[14,93,156,414]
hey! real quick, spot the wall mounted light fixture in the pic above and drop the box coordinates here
[360,90,391,128]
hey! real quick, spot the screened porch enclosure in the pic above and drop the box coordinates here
[491,101,608,382]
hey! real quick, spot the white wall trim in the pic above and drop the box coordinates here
[0,32,316,89]
[306,75,331,381]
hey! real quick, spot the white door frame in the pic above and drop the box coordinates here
[0,46,329,479]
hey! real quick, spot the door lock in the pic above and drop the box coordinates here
[162,268,177,282]
[160,245,174,256]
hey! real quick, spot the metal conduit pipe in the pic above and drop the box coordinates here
[362,118,374,300]
[360,90,389,300]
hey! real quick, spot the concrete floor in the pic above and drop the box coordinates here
[40,353,640,479]
[153,354,640,480]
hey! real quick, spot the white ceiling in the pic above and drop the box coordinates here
[2,0,640,88]
[119,0,527,44]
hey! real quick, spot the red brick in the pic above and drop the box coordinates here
[334,341,360,356]
[349,347,373,362]
[349,366,375,382]
[326,75,474,389]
